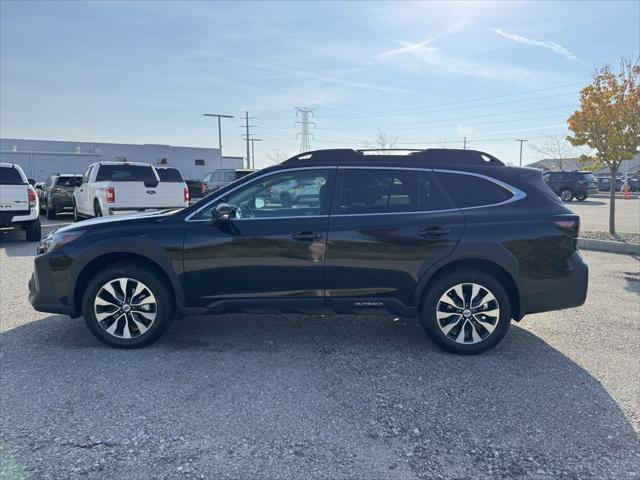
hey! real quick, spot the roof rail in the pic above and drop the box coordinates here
[282,148,505,166]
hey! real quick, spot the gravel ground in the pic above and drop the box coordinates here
[1,228,639,479]
[567,197,639,235]
[581,230,640,244]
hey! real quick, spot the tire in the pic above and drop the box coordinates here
[575,194,587,201]
[73,202,81,222]
[560,189,574,202]
[420,270,511,355]
[94,200,103,217]
[46,202,56,220]
[82,263,175,348]
[25,219,42,242]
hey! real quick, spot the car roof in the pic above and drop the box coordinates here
[95,161,154,167]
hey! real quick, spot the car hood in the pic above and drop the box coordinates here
[54,209,180,234]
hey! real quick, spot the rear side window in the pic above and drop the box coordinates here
[95,165,157,182]
[156,168,184,182]
[0,166,25,185]
[339,169,448,214]
[436,172,513,208]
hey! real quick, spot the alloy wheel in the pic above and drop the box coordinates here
[436,283,500,345]
[93,277,157,339]
[560,190,573,201]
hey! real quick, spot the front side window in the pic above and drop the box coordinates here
[81,166,93,184]
[194,169,333,220]
[436,172,513,208]
[338,169,447,214]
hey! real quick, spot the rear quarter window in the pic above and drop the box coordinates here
[95,165,157,182]
[436,172,513,208]
[0,166,25,185]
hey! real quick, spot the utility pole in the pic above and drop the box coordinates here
[463,137,468,149]
[515,139,528,166]
[250,138,262,169]
[241,111,256,169]
[203,113,234,157]
[295,107,315,152]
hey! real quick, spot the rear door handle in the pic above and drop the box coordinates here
[292,231,322,242]
[419,226,450,237]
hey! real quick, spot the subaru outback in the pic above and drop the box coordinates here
[29,149,588,354]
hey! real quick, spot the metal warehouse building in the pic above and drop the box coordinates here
[0,138,243,182]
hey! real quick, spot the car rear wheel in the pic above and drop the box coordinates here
[575,194,587,201]
[45,201,56,220]
[560,189,574,202]
[25,219,41,242]
[82,263,175,348]
[420,270,511,354]
[94,200,103,217]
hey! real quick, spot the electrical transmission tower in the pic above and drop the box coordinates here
[295,107,315,152]
[240,111,257,169]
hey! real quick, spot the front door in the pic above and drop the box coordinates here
[183,167,336,311]
[324,167,464,313]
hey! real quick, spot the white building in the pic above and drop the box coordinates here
[0,138,244,182]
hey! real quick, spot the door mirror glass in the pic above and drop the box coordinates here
[254,197,266,209]
[213,203,238,223]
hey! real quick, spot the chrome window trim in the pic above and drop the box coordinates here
[185,165,527,222]
[184,166,335,222]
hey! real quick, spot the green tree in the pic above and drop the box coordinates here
[567,58,640,235]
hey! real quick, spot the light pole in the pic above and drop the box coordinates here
[203,113,234,157]
[515,139,528,166]
[250,138,262,169]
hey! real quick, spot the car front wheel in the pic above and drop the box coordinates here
[560,189,574,202]
[82,263,175,348]
[420,270,511,354]
[575,194,587,201]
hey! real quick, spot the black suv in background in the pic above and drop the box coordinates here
[29,149,588,354]
[542,170,598,202]
[39,174,82,219]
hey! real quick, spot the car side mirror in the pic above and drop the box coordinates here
[213,203,238,223]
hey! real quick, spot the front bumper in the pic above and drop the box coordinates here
[520,250,588,316]
[29,252,81,316]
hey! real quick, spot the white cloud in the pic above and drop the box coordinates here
[490,28,587,65]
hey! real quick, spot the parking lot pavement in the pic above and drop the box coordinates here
[1,236,639,479]
[567,196,639,234]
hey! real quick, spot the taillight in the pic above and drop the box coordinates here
[549,214,580,238]
[200,183,205,194]
[184,187,189,203]
[28,188,36,208]
[105,187,115,203]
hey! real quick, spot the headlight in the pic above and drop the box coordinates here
[37,230,85,255]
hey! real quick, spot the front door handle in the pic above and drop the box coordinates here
[292,231,322,242]
[419,226,450,237]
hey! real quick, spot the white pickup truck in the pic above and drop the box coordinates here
[72,162,189,220]
[0,163,41,241]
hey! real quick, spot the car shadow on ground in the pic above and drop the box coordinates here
[1,313,638,479]
[571,199,606,206]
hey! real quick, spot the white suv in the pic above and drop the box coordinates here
[0,163,41,241]
[73,162,189,220]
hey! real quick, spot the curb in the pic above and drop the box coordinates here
[578,238,640,255]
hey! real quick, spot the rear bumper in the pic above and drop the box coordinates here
[520,250,588,316]
[0,207,39,228]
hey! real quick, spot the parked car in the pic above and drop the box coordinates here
[184,179,206,203]
[629,176,640,192]
[29,148,588,354]
[542,170,598,201]
[201,168,255,194]
[154,167,191,203]
[0,163,41,241]
[40,174,82,219]
[72,162,188,220]
[596,176,623,192]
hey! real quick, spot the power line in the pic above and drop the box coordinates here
[295,107,316,152]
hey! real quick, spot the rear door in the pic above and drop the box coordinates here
[76,166,94,215]
[0,166,29,220]
[324,167,464,313]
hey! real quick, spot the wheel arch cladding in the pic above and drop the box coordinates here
[74,252,179,317]
[416,258,522,321]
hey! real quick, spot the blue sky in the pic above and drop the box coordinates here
[1,0,638,166]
